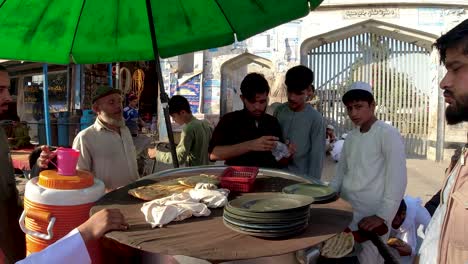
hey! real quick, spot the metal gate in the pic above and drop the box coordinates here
[307,32,431,158]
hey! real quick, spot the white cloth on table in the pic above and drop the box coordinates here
[141,185,229,228]
[16,228,90,264]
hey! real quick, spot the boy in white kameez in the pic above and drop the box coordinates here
[330,81,407,264]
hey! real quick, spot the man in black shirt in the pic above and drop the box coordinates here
[209,73,286,168]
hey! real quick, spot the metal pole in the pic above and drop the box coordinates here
[436,81,446,161]
[145,0,179,168]
[116,63,120,90]
[108,63,113,87]
[43,64,51,145]
[74,64,82,109]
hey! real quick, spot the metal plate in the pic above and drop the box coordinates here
[228,193,314,213]
[223,220,309,238]
[223,209,309,223]
[282,183,336,202]
[223,214,308,230]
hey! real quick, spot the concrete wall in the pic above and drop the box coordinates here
[165,2,468,160]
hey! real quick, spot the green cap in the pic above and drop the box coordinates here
[92,86,121,103]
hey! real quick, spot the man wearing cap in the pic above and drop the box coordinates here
[330,81,407,263]
[38,86,139,191]
[325,124,337,155]
[74,86,139,190]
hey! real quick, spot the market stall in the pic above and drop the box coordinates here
[91,166,353,264]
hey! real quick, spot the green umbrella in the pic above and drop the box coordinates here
[0,0,323,167]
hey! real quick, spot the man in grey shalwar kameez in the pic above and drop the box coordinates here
[274,65,325,180]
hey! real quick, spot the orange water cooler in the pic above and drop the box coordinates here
[20,170,105,262]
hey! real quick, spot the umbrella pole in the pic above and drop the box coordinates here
[108,63,113,87]
[145,0,179,168]
[43,64,51,145]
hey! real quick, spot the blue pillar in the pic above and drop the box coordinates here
[43,64,51,145]
[108,63,113,87]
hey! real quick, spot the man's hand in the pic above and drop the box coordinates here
[287,143,297,158]
[389,240,412,256]
[77,209,128,243]
[147,147,157,159]
[37,145,57,169]
[248,136,278,152]
[358,215,386,232]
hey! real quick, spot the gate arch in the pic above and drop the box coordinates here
[301,20,438,158]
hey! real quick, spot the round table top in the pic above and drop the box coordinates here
[91,166,353,262]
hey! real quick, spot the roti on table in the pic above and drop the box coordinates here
[128,184,191,201]
[178,174,219,187]
[387,237,406,247]
[321,232,354,258]
[128,174,219,201]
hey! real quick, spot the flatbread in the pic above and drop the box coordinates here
[177,174,220,187]
[128,184,191,201]
[387,237,406,247]
[321,232,354,258]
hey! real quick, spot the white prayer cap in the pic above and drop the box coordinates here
[327,125,335,130]
[346,81,373,95]
[341,133,348,139]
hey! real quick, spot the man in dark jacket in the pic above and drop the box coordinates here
[0,65,26,263]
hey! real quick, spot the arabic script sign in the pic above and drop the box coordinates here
[343,8,399,19]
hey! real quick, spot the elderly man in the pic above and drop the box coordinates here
[0,65,25,263]
[39,86,139,191]
[417,19,468,264]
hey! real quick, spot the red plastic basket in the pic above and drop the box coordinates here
[220,166,259,192]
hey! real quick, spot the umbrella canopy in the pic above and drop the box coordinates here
[0,0,323,168]
[0,0,322,64]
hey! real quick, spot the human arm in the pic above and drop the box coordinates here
[36,145,57,169]
[208,114,278,161]
[387,238,413,256]
[307,114,326,180]
[375,128,407,224]
[17,209,127,264]
[153,127,193,165]
[77,208,128,243]
[210,136,279,161]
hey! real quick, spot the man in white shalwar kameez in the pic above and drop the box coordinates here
[330,82,407,264]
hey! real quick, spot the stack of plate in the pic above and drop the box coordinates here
[223,193,314,238]
[282,183,337,203]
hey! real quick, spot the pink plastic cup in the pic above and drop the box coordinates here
[57,147,80,176]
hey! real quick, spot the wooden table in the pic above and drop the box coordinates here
[91,166,353,263]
